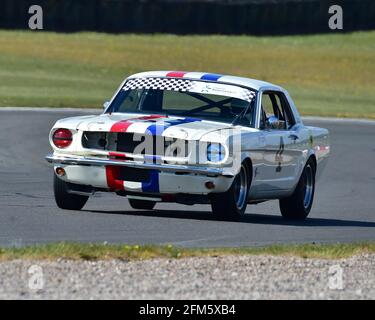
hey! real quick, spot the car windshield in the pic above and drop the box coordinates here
[107,78,257,126]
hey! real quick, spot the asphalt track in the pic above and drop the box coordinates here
[0,109,374,247]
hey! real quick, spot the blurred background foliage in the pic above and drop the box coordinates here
[0,0,374,118]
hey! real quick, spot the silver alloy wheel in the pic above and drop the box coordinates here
[303,164,314,209]
[234,164,248,210]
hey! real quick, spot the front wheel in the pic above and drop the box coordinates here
[279,159,316,220]
[53,174,89,210]
[128,199,156,210]
[210,162,251,220]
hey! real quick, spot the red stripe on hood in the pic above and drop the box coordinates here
[109,115,166,133]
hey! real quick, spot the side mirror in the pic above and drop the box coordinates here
[266,116,284,130]
[103,101,110,110]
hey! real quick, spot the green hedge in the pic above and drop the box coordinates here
[0,0,374,35]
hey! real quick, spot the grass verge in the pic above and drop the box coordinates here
[1,242,375,262]
[0,30,374,118]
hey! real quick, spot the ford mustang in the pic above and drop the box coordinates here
[46,71,330,220]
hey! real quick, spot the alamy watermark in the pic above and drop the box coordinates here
[28,5,43,30]
[328,5,343,30]
[28,265,44,291]
[328,264,344,290]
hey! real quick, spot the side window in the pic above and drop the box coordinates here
[278,93,296,129]
[260,91,297,130]
[260,92,286,130]
[273,95,284,119]
[261,93,275,119]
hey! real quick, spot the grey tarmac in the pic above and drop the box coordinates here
[0,109,374,247]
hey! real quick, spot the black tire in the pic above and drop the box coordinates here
[53,174,89,210]
[279,159,316,220]
[210,162,251,220]
[128,199,156,210]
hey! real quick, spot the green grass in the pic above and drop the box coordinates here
[0,30,374,118]
[1,242,375,261]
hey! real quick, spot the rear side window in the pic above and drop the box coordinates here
[278,93,296,129]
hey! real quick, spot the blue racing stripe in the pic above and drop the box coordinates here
[142,170,159,193]
[146,117,201,136]
[200,73,222,81]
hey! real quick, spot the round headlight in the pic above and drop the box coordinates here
[207,143,224,162]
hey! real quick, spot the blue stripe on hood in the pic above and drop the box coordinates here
[145,117,201,136]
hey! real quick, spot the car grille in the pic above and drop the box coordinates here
[82,131,189,157]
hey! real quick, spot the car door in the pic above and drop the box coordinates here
[278,91,305,186]
[256,90,301,193]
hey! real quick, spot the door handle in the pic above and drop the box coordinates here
[288,134,299,140]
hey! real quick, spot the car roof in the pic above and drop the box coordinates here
[127,71,283,91]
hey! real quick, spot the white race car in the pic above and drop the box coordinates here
[46,71,329,220]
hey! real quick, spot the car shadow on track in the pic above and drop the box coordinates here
[83,209,375,228]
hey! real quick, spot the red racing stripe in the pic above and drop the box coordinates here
[109,115,166,133]
[110,120,133,133]
[106,118,135,190]
[166,71,187,78]
[105,166,124,191]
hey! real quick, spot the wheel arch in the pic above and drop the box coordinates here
[308,154,317,173]
[242,157,253,183]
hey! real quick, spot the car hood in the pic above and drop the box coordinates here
[56,113,237,140]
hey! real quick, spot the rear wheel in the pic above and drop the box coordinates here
[210,162,251,220]
[279,159,316,220]
[128,199,156,210]
[53,174,88,210]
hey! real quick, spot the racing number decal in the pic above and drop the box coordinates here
[275,136,284,173]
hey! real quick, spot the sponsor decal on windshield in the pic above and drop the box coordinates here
[123,77,256,102]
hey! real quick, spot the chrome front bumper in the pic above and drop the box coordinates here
[45,154,229,176]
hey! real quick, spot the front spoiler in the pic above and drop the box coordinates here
[45,154,231,177]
